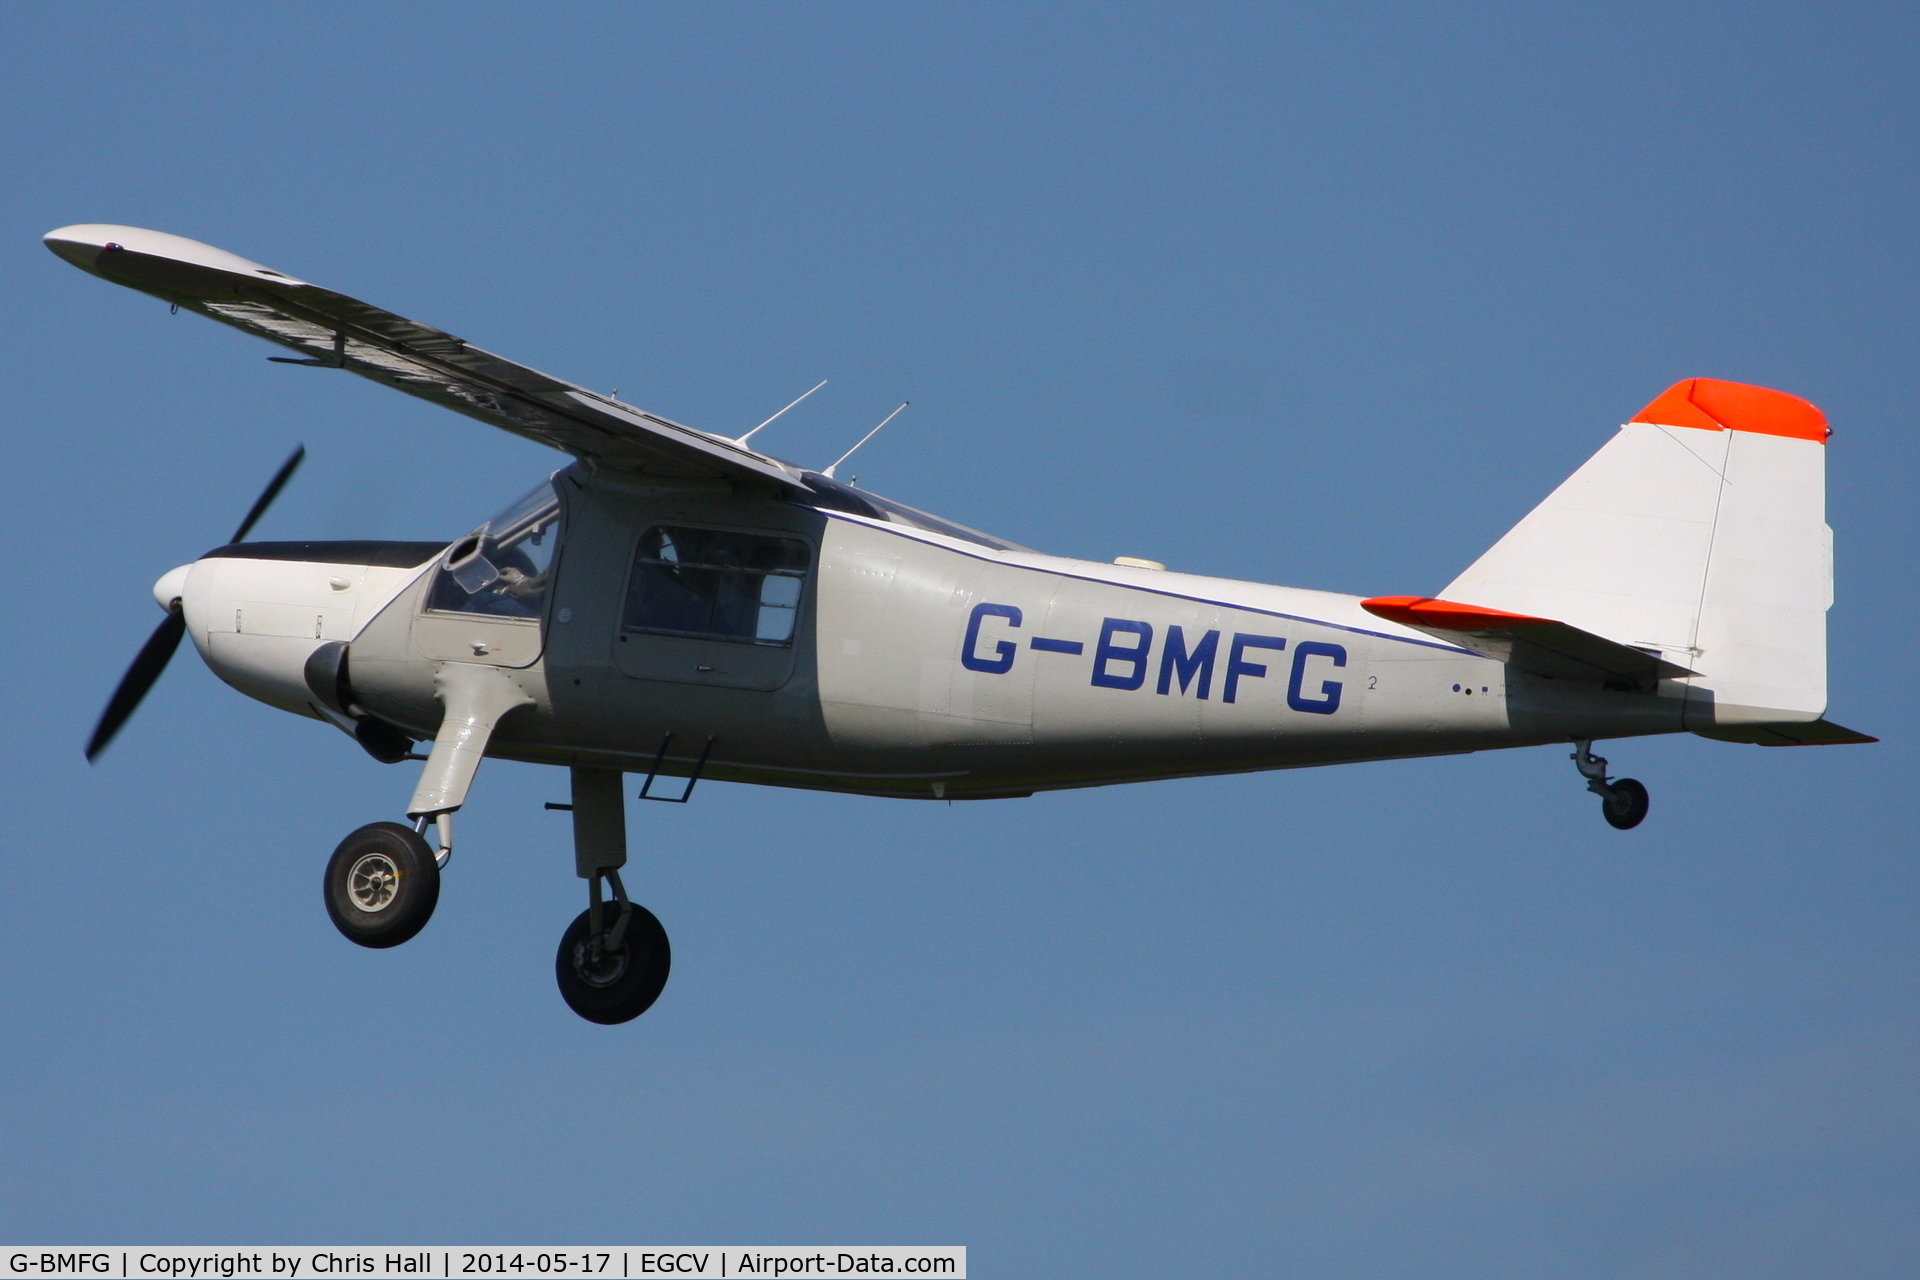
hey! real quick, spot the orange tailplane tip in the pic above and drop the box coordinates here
[1632,378,1828,443]
[1361,596,1553,630]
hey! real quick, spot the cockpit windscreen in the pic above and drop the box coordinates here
[426,478,562,620]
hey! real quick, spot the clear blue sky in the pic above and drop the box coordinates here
[3,3,1916,1274]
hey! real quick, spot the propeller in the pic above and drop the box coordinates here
[85,445,306,761]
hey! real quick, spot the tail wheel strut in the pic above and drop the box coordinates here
[1572,740,1650,831]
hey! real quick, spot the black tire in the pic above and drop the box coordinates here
[1602,777,1650,830]
[555,902,671,1025]
[324,821,441,948]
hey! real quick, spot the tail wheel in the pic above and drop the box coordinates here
[556,903,671,1024]
[324,822,441,947]
[1602,778,1650,830]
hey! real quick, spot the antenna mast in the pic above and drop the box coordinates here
[823,403,908,480]
[736,379,827,446]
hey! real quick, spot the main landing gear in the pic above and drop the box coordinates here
[553,765,670,1023]
[319,800,671,1024]
[321,765,673,1027]
[317,665,674,1023]
[1572,739,1650,830]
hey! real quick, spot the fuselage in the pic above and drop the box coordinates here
[169,463,1684,799]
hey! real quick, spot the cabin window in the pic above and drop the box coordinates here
[426,479,561,620]
[623,526,810,645]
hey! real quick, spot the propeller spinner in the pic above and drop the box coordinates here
[85,445,306,761]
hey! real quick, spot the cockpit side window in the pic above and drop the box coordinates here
[426,479,562,620]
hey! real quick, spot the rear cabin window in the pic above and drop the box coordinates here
[623,526,810,645]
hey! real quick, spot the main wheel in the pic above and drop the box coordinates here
[1601,777,1650,830]
[555,903,671,1024]
[324,822,441,948]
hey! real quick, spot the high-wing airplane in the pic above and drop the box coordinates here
[49,223,1876,1024]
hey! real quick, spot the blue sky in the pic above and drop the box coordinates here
[2,3,1916,1275]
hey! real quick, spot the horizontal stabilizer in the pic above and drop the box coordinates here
[1693,718,1878,747]
[1361,595,1696,686]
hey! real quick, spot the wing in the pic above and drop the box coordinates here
[44,224,798,486]
[1361,595,1697,686]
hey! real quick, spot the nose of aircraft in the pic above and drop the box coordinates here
[153,564,193,611]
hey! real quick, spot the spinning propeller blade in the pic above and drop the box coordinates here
[85,446,306,761]
[229,444,305,544]
[85,603,186,762]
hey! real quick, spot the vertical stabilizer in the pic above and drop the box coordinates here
[1440,379,1832,728]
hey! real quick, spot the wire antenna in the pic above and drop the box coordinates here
[823,402,908,480]
[736,379,828,445]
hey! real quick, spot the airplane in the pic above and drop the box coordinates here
[47,223,1876,1025]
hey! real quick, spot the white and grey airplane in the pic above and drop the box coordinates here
[49,224,1874,1024]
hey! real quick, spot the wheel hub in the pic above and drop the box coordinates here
[347,852,401,912]
[571,936,629,988]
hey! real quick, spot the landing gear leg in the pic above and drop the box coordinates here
[414,812,454,868]
[555,766,670,1024]
[1572,739,1650,830]
[322,663,531,948]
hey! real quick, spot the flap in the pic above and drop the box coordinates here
[1361,595,1696,685]
[45,224,799,486]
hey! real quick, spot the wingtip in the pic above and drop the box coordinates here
[44,224,110,272]
[41,223,307,286]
